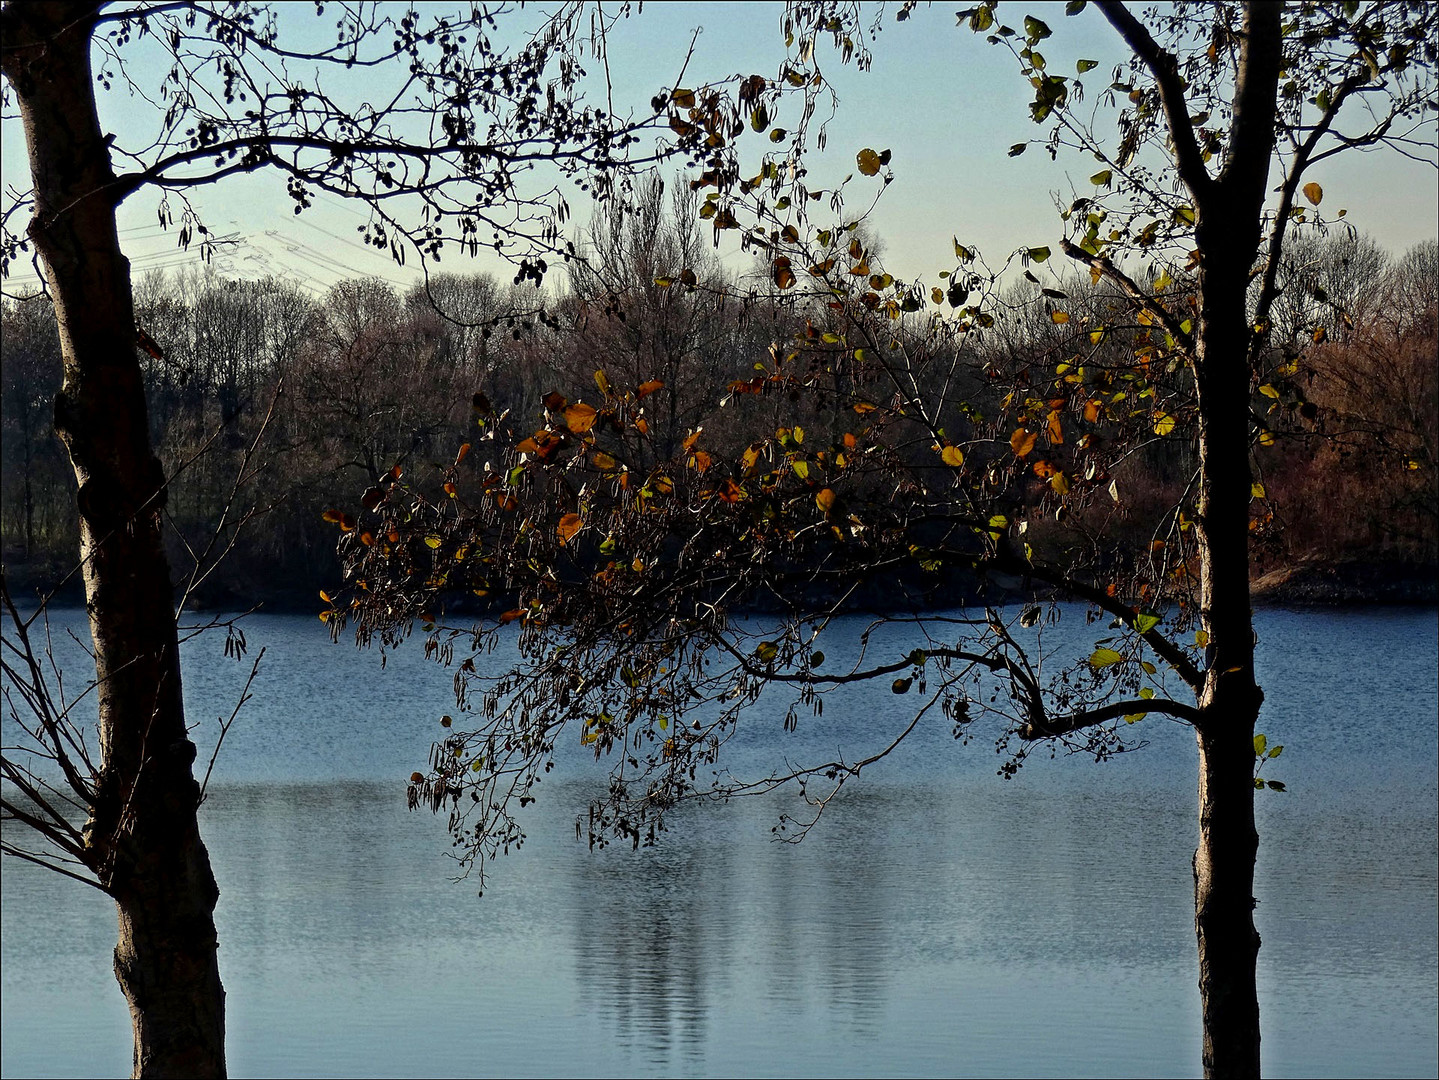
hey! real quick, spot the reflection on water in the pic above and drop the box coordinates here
[2,607,1436,1078]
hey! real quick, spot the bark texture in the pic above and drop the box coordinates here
[1,3,226,1076]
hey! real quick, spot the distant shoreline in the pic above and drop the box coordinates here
[7,555,1436,617]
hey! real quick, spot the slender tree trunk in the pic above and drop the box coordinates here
[1184,9,1281,1074]
[1191,234,1266,1080]
[1,4,226,1076]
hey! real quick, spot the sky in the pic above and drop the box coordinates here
[2,1,1436,299]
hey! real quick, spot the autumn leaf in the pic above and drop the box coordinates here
[1153,411,1176,436]
[637,379,665,399]
[556,513,583,545]
[1089,647,1123,667]
[1010,428,1038,458]
[941,445,965,468]
[816,488,836,513]
[1046,410,1064,444]
[1084,398,1101,423]
[564,402,599,433]
[856,147,883,176]
[1302,181,1323,206]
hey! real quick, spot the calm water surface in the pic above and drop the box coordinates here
[2,606,1435,1078]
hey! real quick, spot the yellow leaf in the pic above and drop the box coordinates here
[1153,412,1176,436]
[1049,471,1070,495]
[1258,430,1275,446]
[792,460,810,480]
[1302,181,1323,206]
[1046,409,1064,445]
[816,488,836,513]
[941,445,965,468]
[424,535,442,549]
[591,451,617,470]
[1051,310,1070,324]
[1089,647,1123,667]
[1251,482,1266,499]
[594,369,611,395]
[1259,384,1280,399]
[856,148,883,176]
[1010,429,1038,458]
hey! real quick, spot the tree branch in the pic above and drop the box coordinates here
[1020,696,1200,740]
[1095,0,1212,199]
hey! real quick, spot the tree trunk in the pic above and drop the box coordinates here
[1191,233,1267,1080]
[1,4,227,1076]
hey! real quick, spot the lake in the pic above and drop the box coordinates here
[2,605,1436,1078]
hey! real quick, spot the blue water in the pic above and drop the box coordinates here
[2,606,1436,1078]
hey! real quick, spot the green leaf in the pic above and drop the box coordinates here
[1140,687,1155,699]
[755,641,779,663]
[1089,647,1123,667]
[1134,612,1160,634]
[1268,744,1284,759]
[810,650,825,667]
[1253,734,1268,757]
[1065,0,1087,13]
[1266,780,1287,792]
[1123,711,1147,723]
[1090,169,1113,187]
[1008,143,1028,157]
[892,677,912,694]
[1023,14,1052,41]
[1076,58,1098,73]
[1140,660,1157,675]
[1027,245,1052,263]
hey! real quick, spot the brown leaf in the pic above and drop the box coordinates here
[557,513,583,545]
[564,402,599,433]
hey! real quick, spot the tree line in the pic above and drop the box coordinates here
[4,209,1434,608]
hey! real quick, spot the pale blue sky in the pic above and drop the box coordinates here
[3,2,1435,297]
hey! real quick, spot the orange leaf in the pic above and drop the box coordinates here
[1083,398,1101,423]
[717,478,746,503]
[1010,429,1037,458]
[637,379,665,399]
[499,608,525,624]
[1046,409,1064,445]
[634,416,649,434]
[940,445,965,468]
[564,403,599,434]
[455,442,471,464]
[690,449,712,472]
[543,391,568,412]
[591,450,617,470]
[557,513,583,545]
[816,488,836,513]
[494,492,518,511]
